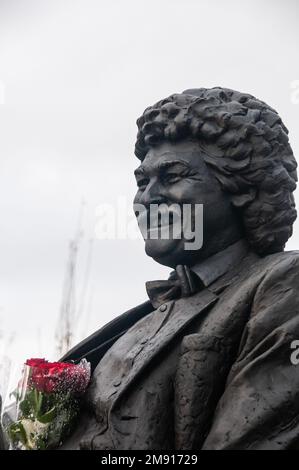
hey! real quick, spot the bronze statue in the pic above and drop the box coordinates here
[18,88,299,449]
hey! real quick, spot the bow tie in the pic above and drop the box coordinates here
[146,265,203,308]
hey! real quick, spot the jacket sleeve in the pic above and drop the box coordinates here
[202,253,299,450]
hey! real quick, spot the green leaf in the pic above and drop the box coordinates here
[19,397,32,418]
[26,390,36,412]
[37,406,57,424]
[25,389,43,417]
[33,389,43,415]
[7,421,28,447]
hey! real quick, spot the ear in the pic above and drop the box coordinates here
[229,188,256,208]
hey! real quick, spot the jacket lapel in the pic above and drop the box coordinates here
[111,288,218,409]
[61,300,154,371]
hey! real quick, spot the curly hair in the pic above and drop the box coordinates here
[135,87,297,255]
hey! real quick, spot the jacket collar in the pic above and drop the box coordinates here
[190,239,249,288]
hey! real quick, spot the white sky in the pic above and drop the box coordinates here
[0,0,298,378]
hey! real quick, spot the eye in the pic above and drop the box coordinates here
[163,173,181,184]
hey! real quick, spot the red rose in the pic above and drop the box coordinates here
[25,358,48,367]
[26,358,90,395]
[60,362,91,395]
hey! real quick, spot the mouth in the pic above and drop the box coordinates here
[149,211,175,229]
[136,208,181,239]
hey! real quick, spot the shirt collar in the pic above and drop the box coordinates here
[190,239,249,288]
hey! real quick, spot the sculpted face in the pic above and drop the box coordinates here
[133,139,243,268]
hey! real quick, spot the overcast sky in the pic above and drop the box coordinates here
[0,0,298,385]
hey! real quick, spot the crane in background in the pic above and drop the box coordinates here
[55,201,94,358]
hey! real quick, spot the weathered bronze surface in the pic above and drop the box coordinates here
[7,88,299,450]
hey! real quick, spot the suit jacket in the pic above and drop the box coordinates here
[61,249,299,450]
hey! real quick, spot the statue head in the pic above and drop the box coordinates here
[133,87,297,268]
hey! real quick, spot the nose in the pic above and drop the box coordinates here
[139,178,166,208]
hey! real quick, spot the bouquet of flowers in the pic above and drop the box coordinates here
[2,358,91,450]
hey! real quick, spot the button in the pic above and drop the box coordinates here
[159,304,167,312]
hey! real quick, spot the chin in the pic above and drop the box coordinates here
[145,239,188,268]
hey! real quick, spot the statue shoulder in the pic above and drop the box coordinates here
[259,249,299,276]
[61,300,153,367]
